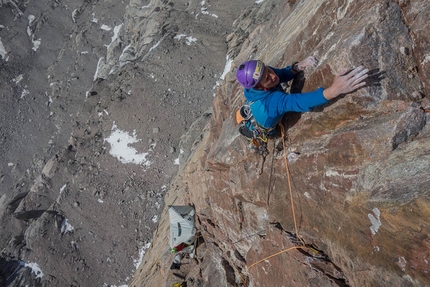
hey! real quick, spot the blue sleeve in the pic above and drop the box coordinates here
[266,88,329,116]
[271,66,296,83]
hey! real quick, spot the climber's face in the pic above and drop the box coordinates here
[258,66,279,89]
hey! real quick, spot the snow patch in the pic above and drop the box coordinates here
[148,39,162,53]
[151,215,158,223]
[25,262,44,279]
[93,57,105,81]
[27,15,41,51]
[101,24,112,31]
[104,123,153,167]
[103,284,127,287]
[368,207,381,235]
[72,9,78,23]
[13,74,24,84]
[60,184,67,194]
[256,0,265,3]
[174,34,197,46]
[91,13,99,23]
[220,56,232,80]
[0,38,7,61]
[200,0,218,18]
[133,242,151,269]
[61,218,74,234]
[21,88,30,99]
[28,15,35,25]
[31,38,41,51]
[214,55,234,93]
[119,44,132,62]
[107,24,123,49]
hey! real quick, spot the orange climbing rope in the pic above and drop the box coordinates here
[247,246,303,270]
[246,122,306,278]
[280,122,305,247]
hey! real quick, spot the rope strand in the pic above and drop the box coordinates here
[246,122,306,284]
[280,122,305,246]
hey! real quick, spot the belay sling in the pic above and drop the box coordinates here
[236,104,275,156]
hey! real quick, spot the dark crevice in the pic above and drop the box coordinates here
[270,222,350,287]
[206,218,216,228]
[221,258,237,286]
[234,249,246,264]
[237,201,244,230]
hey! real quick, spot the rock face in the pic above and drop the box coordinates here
[131,1,430,287]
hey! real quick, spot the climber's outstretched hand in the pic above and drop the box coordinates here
[296,56,319,71]
[323,66,369,100]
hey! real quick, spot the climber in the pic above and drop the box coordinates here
[236,56,369,129]
[170,243,195,270]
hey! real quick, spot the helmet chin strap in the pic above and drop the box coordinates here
[255,83,270,91]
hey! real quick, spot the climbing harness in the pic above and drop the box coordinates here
[236,105,275,157]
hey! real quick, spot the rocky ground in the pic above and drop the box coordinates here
[0,0,258,286]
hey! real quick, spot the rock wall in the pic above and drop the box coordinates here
[131,0,430,286]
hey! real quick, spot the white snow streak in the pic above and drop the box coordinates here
[368,207,381,235]
[174,34,197,46]
[0,38,7,60]
[133,242,151,269]
[60,184,67,194]
[220,56,232,80]
[107,24,123,50]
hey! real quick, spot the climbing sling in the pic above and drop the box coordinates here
[236,104,275,156]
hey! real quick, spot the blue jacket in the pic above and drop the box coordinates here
[244,65,329,128]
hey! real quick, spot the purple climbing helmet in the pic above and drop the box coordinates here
[236,60,265,89]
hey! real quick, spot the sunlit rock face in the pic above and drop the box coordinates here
[132,0,430,286]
